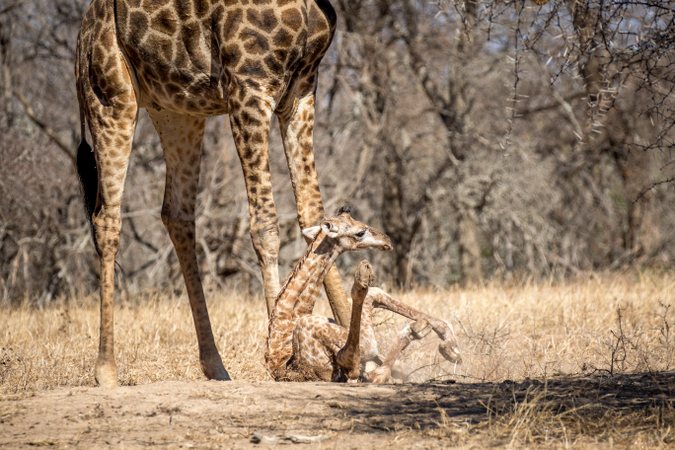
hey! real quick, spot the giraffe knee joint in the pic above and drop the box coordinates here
[92,208,122,256]
[250,221,280,257]
[161,208,195,234]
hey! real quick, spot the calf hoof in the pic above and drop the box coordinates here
[365,365,391,384]
[411,319,432,340]
[439,340,462,364]
[390,360,412,382]
[354,260,374,289]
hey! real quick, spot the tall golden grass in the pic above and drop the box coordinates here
[2,271,674,394]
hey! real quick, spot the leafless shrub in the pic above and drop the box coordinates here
[1,0,674,305]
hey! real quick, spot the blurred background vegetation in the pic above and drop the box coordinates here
[1,0,674,305]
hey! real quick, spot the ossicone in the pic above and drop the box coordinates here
[337,205,351,216]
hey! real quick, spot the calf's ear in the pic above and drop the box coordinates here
[321,221,339,238]
[302,226,321,240]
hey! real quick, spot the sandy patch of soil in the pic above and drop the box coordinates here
[1,372,673,448]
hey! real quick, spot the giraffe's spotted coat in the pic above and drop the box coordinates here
[266,212,462,383]
[75,0,351,387]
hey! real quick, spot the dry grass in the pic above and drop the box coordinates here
[377,271,675,384]
[1,288,271,393]
[2,272,675,447]
[485,383,675,448]
[2,272,675,392]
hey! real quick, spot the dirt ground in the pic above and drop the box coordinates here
[1,372,674,449]
[3,278,675,448]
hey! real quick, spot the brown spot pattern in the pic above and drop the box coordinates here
[77,0,343,385]
[280,8,302,31]
[264,214,454,383]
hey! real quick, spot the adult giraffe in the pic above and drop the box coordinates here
[75,0,350,387]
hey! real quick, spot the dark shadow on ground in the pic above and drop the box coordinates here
[1,372,673,448]
[324,371,675,441]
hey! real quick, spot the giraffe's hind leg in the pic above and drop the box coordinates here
[365,320,432,383]
[77,17,139,387]
[277,94,351,327]
[284,315,343,382]
[148,110,230,381]
[285,261,374,383]
[367,288,462,364]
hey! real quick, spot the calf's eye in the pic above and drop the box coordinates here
[355,230,366,238]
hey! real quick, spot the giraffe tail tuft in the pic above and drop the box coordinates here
[76,138,98,246]
[75,23,99,251]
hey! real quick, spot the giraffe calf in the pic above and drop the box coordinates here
[288,262,461,383]
[265,208,461,383]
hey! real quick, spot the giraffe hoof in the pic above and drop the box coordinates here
[354,260,374,289]
[95,362,119,388]
[411,319,432,340]
[201,357,232,381]
[390,360,412,382]
[365,366,391,384]
[439,340,462,364]
[208,368,232,381]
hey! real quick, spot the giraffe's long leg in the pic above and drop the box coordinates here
[230,91,280,316]
[277,94,351,326]
[357,296,411,381]
[76,19,139,387]
[148,110,230,381]
[367,288,462,364]
[335,260,374,382]
[365,320,432,383]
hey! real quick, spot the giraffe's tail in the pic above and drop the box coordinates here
[77,138,97,237]
[75,29,98,248]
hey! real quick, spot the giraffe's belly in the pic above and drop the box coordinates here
[135,71,231,117]
[114,0,335,118]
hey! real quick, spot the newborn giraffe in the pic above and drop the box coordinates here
[265,208,462,383]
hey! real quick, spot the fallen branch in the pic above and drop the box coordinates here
[251,432,332,445]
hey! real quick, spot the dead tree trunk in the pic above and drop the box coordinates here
[401,0,484,285]
[563,0,654,265]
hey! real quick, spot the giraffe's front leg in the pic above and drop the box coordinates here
[230,91,280,316]
[149,110,230,381]
[277,94,351,326]
[357,287,412,381]
[335,260,375,382]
